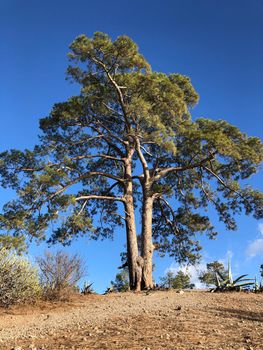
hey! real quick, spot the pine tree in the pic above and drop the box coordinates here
[0,32,262,290]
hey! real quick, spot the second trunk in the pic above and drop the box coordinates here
[141,195,154,289]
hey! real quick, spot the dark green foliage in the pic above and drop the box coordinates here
[260,264,263,278]
[160,270,194,289]
[199,261,228,286]
[0,234,27,253]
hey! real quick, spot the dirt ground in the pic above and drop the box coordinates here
[0,290,262,350]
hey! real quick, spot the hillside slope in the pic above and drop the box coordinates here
[1,291,262,349]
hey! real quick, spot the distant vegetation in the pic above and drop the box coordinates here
[111,268,129,292]
[160,270,194,289]
[199,261,228,287]
[0,248,262,307]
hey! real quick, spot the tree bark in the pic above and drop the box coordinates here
[141,194,154,289]
[123,152,141,291]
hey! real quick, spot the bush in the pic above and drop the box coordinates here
[0,249,41,307]
[37,250,86,300]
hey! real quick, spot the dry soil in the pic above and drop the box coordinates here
[0,290,262,350]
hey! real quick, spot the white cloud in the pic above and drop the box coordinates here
[246,238,263,258]
[258,223,263,235]
[246,223,263,258]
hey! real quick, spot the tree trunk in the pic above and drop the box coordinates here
[141,195,154,289]
[124,154,141,291]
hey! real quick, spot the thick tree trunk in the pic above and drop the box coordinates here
[124,196,140,290]
[141,195,154,289]
[124,154,141,291]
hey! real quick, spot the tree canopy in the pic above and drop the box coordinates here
[0,32,262,290]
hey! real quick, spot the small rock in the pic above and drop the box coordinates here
[177,290,184,294]
[29,345,37,350]
[12,347,22,350]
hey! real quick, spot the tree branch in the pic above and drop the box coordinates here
[47,172,124,201]
[135,137,150,183]
[158,199,180,235]
[202,165,245,199]
[75,195,125,202]
[154,153,216,181]
[91,57,130,130]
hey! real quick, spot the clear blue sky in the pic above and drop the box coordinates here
[0,0,262,292]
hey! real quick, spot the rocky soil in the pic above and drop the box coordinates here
[0,291,262,350]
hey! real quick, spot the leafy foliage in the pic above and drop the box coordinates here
[0,234,27,253]
[0,249,41,307]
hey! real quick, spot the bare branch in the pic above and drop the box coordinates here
[76,200,88,216]
[135,137,150,183]
[154,153,216,181]
[202,165,245,199]
[47,172,124,201]
[91,57,130,130]
[75,195,125,202]
[158,199,180,235]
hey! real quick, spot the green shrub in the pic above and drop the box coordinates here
[0,249,41,307]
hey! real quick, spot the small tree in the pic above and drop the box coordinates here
[111,268,129,292]
[37,250,85,300]
[160,270,194,289]
[260,264,263,278]
[0,249,41,307]
[199,261,227,287]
